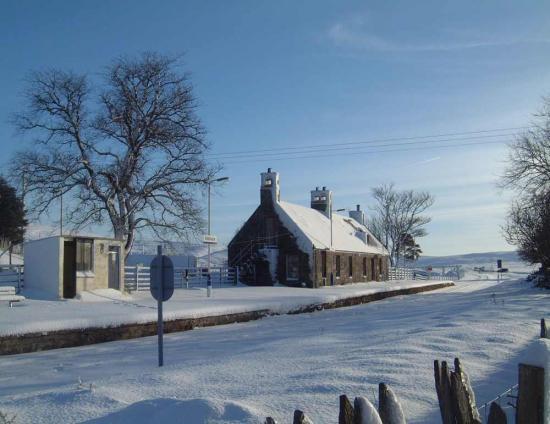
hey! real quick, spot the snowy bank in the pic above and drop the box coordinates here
[0,280,450,337]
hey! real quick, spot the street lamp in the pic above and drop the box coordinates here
[330,208,346,249]
[206,177,229,293]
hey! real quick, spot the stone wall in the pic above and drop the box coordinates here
[312,250,389,287]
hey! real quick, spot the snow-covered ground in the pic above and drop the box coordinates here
[1,280,448,336]
[0,270,547,423]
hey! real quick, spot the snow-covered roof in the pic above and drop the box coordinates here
[274,201,388,255]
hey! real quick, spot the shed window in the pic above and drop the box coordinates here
[348,256,353,277]
[335,255,341,278]
[76,239,94,272]
[264,178,272,186]
[286,255,299,280]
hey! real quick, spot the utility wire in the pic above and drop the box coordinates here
[206,126,530,159]
[212,132,516,161]
[222,138,513,165]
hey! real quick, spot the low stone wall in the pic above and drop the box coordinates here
[0,282,454,355]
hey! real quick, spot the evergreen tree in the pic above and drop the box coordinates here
[0,177,27,250]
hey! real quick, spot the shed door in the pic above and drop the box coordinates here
[63,240,77,299]
[108,245,121,289]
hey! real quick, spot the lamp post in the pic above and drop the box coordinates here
[330,208,346,249]
[206,176,229,296]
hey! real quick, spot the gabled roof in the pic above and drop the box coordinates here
[274,201,388,255]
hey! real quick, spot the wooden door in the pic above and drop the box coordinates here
[63,240,76,298]
[108,245,121,289]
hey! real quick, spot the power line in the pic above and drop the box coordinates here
[222,138,513,165]
[212,132,516,161]
[207,126,529,159]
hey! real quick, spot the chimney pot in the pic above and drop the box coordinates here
[356,204,360,211]
[322,186,326,190]
[316,186,319,191]
[267,167,271,173]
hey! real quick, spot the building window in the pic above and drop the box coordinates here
[363,257,367,276]
[348,256,353,277]
[76,239,94,273]
[321,251,327,278]
[335,255,341,278]
[286,255,299,281]
[379,258,383,278]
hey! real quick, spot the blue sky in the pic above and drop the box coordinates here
[1,1,550,255]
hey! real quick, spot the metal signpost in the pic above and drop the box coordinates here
[150,246,174,367]
[203,234,217,297]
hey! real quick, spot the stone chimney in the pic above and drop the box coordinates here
[260,168,280,205]
[349,204,366,226]
[310,186,332,219]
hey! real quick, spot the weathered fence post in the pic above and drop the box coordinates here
[516,363,544,424]
[435,358,481,424]
[135,265,140,291]
[264,417,277,424]
[293,409,313,424]
[354,397,382,424]
[434,360,453,424]
[339,394,355,424]
[487,402,507,424]
[378,383,406,424]
[17,266,22,292]
[450,358,481,424]
[541,318,548,339]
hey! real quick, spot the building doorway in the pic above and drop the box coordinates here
[63,240,77,298]
[108,245,121,289]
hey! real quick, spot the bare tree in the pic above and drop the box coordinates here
[368,183,434,266]
[501,97,550,278]
[504,192,550,277]
[501,97,550,195]
[12,53,217,258]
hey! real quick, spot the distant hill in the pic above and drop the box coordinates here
[416,251,519,267]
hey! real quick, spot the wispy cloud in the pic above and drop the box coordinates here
[327,20,550,52]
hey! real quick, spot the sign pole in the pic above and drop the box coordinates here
[157,245,164,367]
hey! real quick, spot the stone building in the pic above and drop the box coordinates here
[24,235,125,299]
[228,169,389,288]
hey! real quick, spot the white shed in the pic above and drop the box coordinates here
[24,235,125,299]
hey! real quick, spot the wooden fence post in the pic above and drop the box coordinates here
[378,383,406,424]
[265,417,277,424]
[339,394,354,424]
[516,363,544,424]
[293,410,313,424]
[435,359,481,424]
[450,358,481,424]
[541,318,548,339]
[135,265,140,291]
[434,360,453,424]
[487,402,507,424]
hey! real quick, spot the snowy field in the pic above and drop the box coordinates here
[1,280,448,336]
[0,268,547,423]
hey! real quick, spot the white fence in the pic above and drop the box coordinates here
[124,266,237,292]
[0,265,24,293]
[388,267,454,281]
